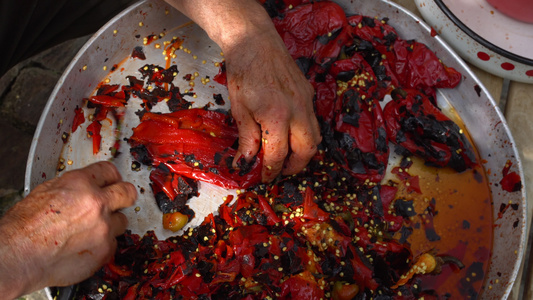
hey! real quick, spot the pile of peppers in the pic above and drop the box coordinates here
[69,0,483,299]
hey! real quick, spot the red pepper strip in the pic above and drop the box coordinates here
[273,1,347,64]
[122,283,139,300]
[106,262,133,278]
[391,166,422,194]
[88,95,127,108]
[93,106,110,122]
[219,203,237,227]
[383,88,477,172]
[162,162,239,190]
[334,91,389,182]
[257,195,282,225]
[142,137,261,189]
[140,112,180,126]
[131,120,235,150]
[86,121,102,154]
[141,108,239,140]
[96,84,120,96]
[302,186,329,221]
[149,167,176,202]
[72,106,85,132]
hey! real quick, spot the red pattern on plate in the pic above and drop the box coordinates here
[501,62,515,71]
[477,51,490,61]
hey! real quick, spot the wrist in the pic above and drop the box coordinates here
[213,8,275,53]
[0,217,43,298]
[166,0,276,54]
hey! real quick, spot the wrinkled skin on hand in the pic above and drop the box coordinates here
[0,162,137,299]
[225,27,322,182]
[165,0,322,183]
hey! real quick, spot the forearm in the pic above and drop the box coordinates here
[0,220,39,299]
[164,0,275,52]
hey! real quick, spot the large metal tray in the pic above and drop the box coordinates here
[24,0,527,299]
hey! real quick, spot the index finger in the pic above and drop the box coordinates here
[78,161,123,188]
[100,181,138,212]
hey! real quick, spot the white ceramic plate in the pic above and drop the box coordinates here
[416,0,533,83]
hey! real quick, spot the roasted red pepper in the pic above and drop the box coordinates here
[86,121,102,155]
[88,95,127,107]
[384,88,477,172]
[130,108,262,189]
[273,1,348,66]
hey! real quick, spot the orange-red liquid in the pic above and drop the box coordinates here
[393,138,492,298]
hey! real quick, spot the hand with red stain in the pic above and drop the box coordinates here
[165,0,322,183]
[0,161,137,299]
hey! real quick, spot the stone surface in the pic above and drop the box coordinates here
[0,119,33,191]
[2,67,60,129]
[33,36,90,72]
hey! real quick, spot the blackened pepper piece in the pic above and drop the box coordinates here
[384,88,477,172]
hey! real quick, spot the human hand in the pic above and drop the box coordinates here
[0,161,137,298]
[225,26,322,182]
[164,0,322,183]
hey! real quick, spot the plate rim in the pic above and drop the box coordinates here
[434,0,533,66]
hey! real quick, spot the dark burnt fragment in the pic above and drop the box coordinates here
[398,226,413,244]
[262,0,285,18]
[295,57,313,74]
[422,198,441,242]
[61,132,69,143]
[131,46,146,60]
[237,156,257,176]
[167,85,192,112]
[362,16,377,28]
[373,255,398,287]
[317,27,343,45]
[130,144,152,165]
[320,252,343,277]
[139,64,179,84]
[213,93,225,106]
[462,220,470,229]
[458,262,484,299]
[197,260,215,283]
[394,199,416,218]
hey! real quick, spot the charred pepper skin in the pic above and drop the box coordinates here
[383,88,477,172]
[129,108,263,190]
[72,0,479,299]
